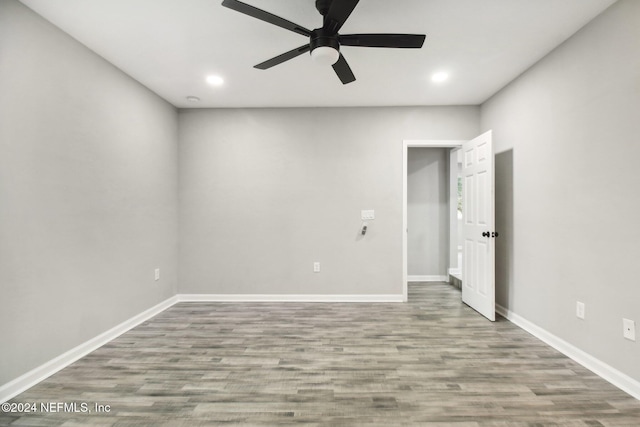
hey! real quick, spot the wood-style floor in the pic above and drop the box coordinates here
[2,283,639,426]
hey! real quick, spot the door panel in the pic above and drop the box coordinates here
[462,131,495,321]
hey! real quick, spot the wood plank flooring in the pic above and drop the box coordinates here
[2,283,639,426]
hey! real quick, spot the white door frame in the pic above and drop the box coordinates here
[402,140,465,302]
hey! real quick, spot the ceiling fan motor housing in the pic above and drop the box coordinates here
[310,28,340,53]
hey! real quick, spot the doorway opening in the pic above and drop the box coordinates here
[403,132,496,321]
[402,140,464,302]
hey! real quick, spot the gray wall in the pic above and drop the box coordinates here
[482,0,640,381]
[178,107,479,295]
[407,148,449,277]
[0,0,178,385]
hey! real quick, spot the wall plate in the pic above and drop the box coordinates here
[361,210,375,220]
[623,318,636,341]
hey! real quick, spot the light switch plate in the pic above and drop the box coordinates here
[361,210,375,220]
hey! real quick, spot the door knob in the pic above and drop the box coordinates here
[482,231,499,238]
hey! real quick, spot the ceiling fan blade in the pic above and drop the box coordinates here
[323,0,359,34]
[254,44,311,70]
[221,0,311,37]
[332,54,356,84]
[340,34,426,48]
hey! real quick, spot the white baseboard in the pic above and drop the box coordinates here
[496,304,640,400]
[178,294,404,303]
[447,269,462,280]
[407,275,448,282]
[0,295,179,404]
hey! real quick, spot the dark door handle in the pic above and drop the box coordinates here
[482,231,499,238]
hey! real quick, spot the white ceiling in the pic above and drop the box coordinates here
[19,0,617,108]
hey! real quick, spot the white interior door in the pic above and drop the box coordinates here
[461,131,495,321]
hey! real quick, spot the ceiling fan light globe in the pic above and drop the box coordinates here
[311,46,340,66]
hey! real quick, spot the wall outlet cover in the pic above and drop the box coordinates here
[576,302,585,320]
[313,262,320,273]
[623,318,636,341]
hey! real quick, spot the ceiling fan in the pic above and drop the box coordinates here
[221,0,426,84]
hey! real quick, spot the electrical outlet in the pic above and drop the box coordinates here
[576,302,585,320]
[154,268,160,281]
[313,262,320,273]
[623,318,636,341]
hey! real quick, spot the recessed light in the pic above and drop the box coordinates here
[206,75,224,86]
[186,96,200,102]
[431,72,449,83]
